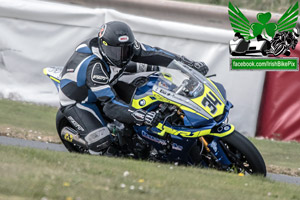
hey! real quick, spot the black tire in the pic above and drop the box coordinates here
[220,131,266,176]
[57,117,87,153]
[284,50,291,56]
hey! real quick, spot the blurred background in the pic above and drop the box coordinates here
[177,0,299,13]
[0,0,299,141]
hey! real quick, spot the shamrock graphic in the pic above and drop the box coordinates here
[228,2,298,40]
[251,12,277,38]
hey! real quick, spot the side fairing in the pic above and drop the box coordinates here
[131,76,158,109]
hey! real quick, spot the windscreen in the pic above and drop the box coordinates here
[155,60,204,98]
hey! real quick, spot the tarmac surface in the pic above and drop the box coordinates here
[1,135,300,185]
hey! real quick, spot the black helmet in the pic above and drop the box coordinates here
[98,21,135,67]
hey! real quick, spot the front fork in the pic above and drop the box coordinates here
[200,136,232,169]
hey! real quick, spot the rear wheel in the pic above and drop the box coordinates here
[220,131,266,176]
[58,118,87,153]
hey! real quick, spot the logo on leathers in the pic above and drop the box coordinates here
[67,116,84,131]
[92,75,108,81]
[91,63,109,84]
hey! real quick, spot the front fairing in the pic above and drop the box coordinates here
[152,60,231,127]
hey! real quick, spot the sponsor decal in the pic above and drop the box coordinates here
[64,133,73,142]
[134,40,140,49]
[48,66,62,73]
[92,75,108,81]
[91,63,109,84]
[102,40,108,46]
[118,35,129,42]
[228,2,299,71]
[159,88,171,96]
[98,25,106,38]
[210,140,218,152]
[137,63,147,72]
[141,131,183,151]
[131,110,145,121]
[67,68,74,72]
[139,99,146,106]
[67,116,84,131]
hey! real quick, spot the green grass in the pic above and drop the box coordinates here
[250,138,300,176]
[176,0,299,13]
[0,99,58,142]
[0,144,300,200]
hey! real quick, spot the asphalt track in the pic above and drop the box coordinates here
[1,136,300,186]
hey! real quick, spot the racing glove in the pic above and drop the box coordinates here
[180,56,209,75]
[130,109,162,127]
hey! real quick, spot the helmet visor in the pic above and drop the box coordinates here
[102,43,134,66]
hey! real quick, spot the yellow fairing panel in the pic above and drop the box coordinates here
[156,123,235,138]
[209,124,235,137]
[152,91,209,120]
[156,123,211,138]
[131,95,157,109]
[191,84,225,118]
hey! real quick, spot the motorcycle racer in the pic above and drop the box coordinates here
[59,21,209,154]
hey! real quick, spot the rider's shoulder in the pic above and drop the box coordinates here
[74,37,98,54]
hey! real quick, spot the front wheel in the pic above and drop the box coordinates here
[272,43,286,56]
[220,131,266,176]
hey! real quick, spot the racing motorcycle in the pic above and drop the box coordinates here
[269,29,299,57]
[44,60,266,176]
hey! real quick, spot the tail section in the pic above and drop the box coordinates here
[43,66,63,91]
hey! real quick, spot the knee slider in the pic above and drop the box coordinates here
[85,127,112,152]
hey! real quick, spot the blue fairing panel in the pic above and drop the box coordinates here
[134,125,198,162]
[135,77,157,96]
[183,110,215,128]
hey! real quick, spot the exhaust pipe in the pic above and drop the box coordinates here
[61,127,88,149]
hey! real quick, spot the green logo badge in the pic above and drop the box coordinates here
[228,2,299,70]
[228,2,298,40]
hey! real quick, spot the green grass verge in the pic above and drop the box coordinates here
[1,98,300,176]
[250,138,300,176]
[175,0,299,13]
[0,144,300,200]
[0,99,58,142]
